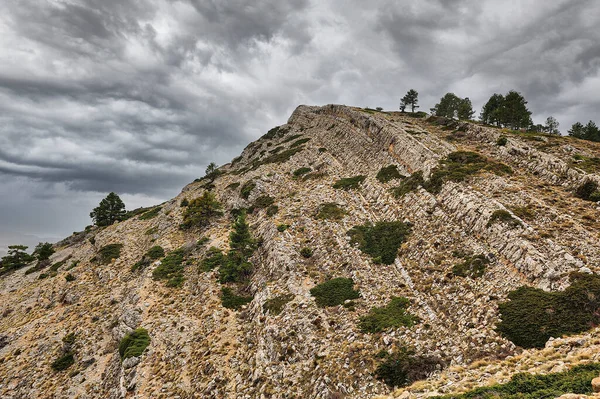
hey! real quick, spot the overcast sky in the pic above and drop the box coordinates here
[0,0,599,245]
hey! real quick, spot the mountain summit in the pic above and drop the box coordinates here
[3,105,600,399]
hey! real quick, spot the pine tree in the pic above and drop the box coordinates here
[400,89,419,113]
[0,245,35,274]
[205,162,221,181]
[90,192,126,227]
[218,210,255,283]
[544,116,560,135]
[431,93,461,118]
[501,90,532,130]
[457,97,475,120]
[33,242,54,261]
[480,93,505,126]
[569,122,585,138]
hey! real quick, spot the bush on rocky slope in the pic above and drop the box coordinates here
[347,221,412,264]
[96,244,123,265]
[51,352,75,371]
[377,165,404,183]
[497,273,600,348]
[575,180,600,202]
[310,278,360,307]
[316,203,347,220]
[119,328,150,360]
[200,247,225,272]
[132,245,165,271]
[432,362,600,399]
[221,287,253,310]
[359,297,419,333]
[181,192,223,230]
[391,151,512,197]
[263,294,294,316]
[333,175,366,190]
[487,210,522,229]
[375,346,444,388]
[452,254,490,278]
[152,249,185,287]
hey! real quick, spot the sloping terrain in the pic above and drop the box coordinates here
[2,104,600,399]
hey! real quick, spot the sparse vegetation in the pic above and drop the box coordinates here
[452,254,489,278]
[97,244,123,265]
[432,363,600,399]
[65,273,75,282]
[391,152,512,197]
[180,198,189,207]
[119,328,150,359]
[375,346,444,388]
[333,175,366,190]
[377,165,404,183]
[132,246,165,271]
[316,203,347,220]
[310,278,360,307]
[277,224,289,232]
[152,249,185,287]
[496,136,508,146]
[139,207,161,220]
[221,287,253,310]
[293,167,312,177]
[200,247,225,272]
[359,297,419,333]
[240,180,256,199]
[263,294,294,315]
[181,192,223,230]
[497,273,600,348]
[571,154,600,174]
[487,210,522,228]
[253,195,274,209]
[290,137,311,147]
[51,352,75,371]
[266,205,278,217]
[347,221,411,264]
[575,180,600,202]
[300,247,313,258]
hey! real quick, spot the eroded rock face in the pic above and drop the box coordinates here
[2,105,600,399]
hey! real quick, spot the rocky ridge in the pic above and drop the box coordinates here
[2,104,600,398]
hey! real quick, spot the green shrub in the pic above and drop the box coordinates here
[152,249,185,287]
[118,328,150,359]
[240,181,256,199]
[575,180,600,202]
[97,244,123,265]
[293,167,312,177]
[487,210,522,228]
[452,254,489,278]
[132,246,165,271]
[497,273,600,348]
[281,133,302,143]
[392,152,512,197]
[261,126,287,140]
[375,347,443,388]
[318,147,327,153]
[65,273,76,282]
[145,227,158,235]
[432,363,600,399]
[290,138,311,147]
[377,165,404,183]
[571,155,600,174]
[310,278,360,307]
[221,287,253,310]
[249,147,305,171]
[300,247,313,258]
[359,297,419,333]
[333,175,366,190]
[181,192,223,230]
[253,195,274,209]
[180,198,189,207]
[139,207,162,220]
[316,203,347,220]
[426,151,512,194]
[226,182,241,190]
[497,136,508,146]
[51,352,75,371]
[391,171,425,197]
[146,246,165,260]
[347,221,411,264]
[277,224,289,232]
[263,294,294,315]
[50,260,66,272]
[266,205,278,217]
[200,247,225,272]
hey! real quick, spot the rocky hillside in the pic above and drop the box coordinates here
[2,104,600,399]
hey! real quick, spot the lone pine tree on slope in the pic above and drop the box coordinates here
[90,192,126,227]
[400,89,419,113]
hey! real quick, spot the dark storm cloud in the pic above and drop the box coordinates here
[0,0,598,240]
